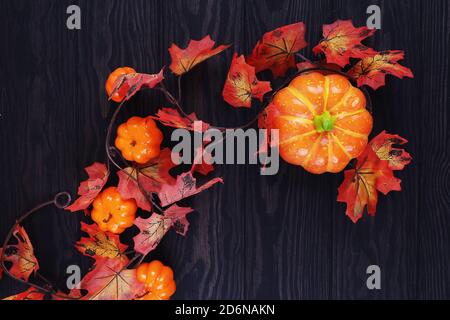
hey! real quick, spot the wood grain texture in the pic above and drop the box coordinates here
[0,0,449,299]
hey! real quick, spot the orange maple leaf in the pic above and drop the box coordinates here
[222,53,272,108]
[169,35,230,75]
[79,258,145,300]
[76,222,128,264]
[0,226,39,281]
[133,205,193,255]
[66,162,109,212]
[247,22,307,77]
[117,148,176,211]
[348,50,414,89]
[150,107,209,131]
[313,20,376,67]
[158,171,223,207]
[337,131,412,223]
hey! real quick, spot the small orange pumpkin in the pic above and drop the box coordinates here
[115,116,163,164]
[136,261,176,300]
[91,187,137,234]
[105,67,136,102]
[271,72,373,174]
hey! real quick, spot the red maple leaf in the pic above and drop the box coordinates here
[66,162,109,212]
[222,53,272,108]
[369,130,412,170]
[169,35,230,75]
[78,258,145,300]
[247,22,307,77]
[337,131,412,223]
[109,69,164,101]
[313,20,376,67]
[76,222,128,264]
[117,148,177,211]
[348,50,414,89]
[193,161,214,176]
[150,107,209,132]
[191,143,215,176]
[0,226,39,281]
[158,171,223,207]
[3,287,45,300]
[133,205,194,255]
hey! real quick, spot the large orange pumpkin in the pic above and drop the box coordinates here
[271,72,373,174]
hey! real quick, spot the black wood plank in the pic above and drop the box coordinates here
[0,0,449,299]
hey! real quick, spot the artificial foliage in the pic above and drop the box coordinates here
[0,19,413,300]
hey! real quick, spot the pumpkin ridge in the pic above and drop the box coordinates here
[286,87,317,116]
[327,84,353,113]
[326,132,333,172]
[278,115,313,123]
[323,76,330,111]
[278,130,317,146]
[331,133,351,159]
[334,125,366,138]
[302,133,323,167]
[332,108,365,119]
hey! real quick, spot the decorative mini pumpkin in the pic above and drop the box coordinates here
[136,261,176,300]
[271,72,373,174]
[91,186,137,234]
[105,67,136,102]
[115,116,163,164]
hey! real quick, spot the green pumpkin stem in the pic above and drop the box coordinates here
[314,111,336,132]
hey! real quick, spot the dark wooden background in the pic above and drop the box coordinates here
[0,0,449,300]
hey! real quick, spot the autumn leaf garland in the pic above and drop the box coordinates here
[1,19,414,300]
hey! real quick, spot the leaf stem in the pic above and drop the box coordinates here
[105,101,126,172]
[295,52,312,63]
